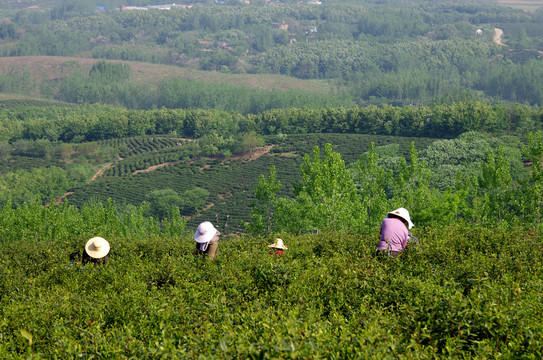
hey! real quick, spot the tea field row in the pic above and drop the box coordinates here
[66,133,438,232]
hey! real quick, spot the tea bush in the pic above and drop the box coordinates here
[1,223,542,358]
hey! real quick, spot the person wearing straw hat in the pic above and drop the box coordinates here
[268,238,288,257]
[82,237,110,265]
[375,208,414,258]
[194,221,221,260]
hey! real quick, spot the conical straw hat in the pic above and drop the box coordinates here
[85,237,110,259]
[268,238,288,250]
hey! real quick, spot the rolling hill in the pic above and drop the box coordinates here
[0,56,335,93]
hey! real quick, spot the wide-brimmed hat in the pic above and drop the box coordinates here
[268,238,288,250]
[85,237,110,259]
[387,208,414,229]
[194,221,218,243]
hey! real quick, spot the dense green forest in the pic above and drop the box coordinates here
[0,0,542,107]
[0,101,542,144]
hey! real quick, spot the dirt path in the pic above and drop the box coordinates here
[227,145,274,162]
[133,161,178,174]
[134,145,276,174]
[46,191,74,206]
[248,145,274,160]
[90,163,116,181]
[493,28,504,45]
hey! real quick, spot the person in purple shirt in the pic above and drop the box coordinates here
[375,208,415,258]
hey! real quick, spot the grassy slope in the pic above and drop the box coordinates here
[0,56,334,93]
[0,93,74,108]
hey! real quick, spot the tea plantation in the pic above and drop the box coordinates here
[65,133,437,232]
[1,219,541,358]
[2,125,541,358]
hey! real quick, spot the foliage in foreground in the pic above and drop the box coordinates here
[1,223,542,358]
[248,133,533,236]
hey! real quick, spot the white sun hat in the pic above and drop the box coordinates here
[194,221,219,244]
[387,208,414,229]
[85,237,110,259]
[268,238,288,250]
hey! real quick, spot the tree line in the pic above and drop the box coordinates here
[0,102,541,145]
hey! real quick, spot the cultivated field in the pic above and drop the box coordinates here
[61,133,438,233]
[1,208,541,358]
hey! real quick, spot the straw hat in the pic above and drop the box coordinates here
[387,208,414,229]
[194,221,219,243]
[268,238,288,250]
[85,237,110,259]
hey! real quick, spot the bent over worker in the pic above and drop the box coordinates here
[375,207,414,258]
[194,221,221,260]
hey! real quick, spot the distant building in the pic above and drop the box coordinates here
[119,4,192,11]
[199,40,213,51]
[147,4,174,10]
[218,41,233,51]
[120,5,148,10]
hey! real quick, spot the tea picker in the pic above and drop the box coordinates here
[194,221,221,260]
[69,237,110,266]
[268,238,288,257]
[374,208,415,258]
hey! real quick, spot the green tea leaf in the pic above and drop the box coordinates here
[20,329,33,346]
